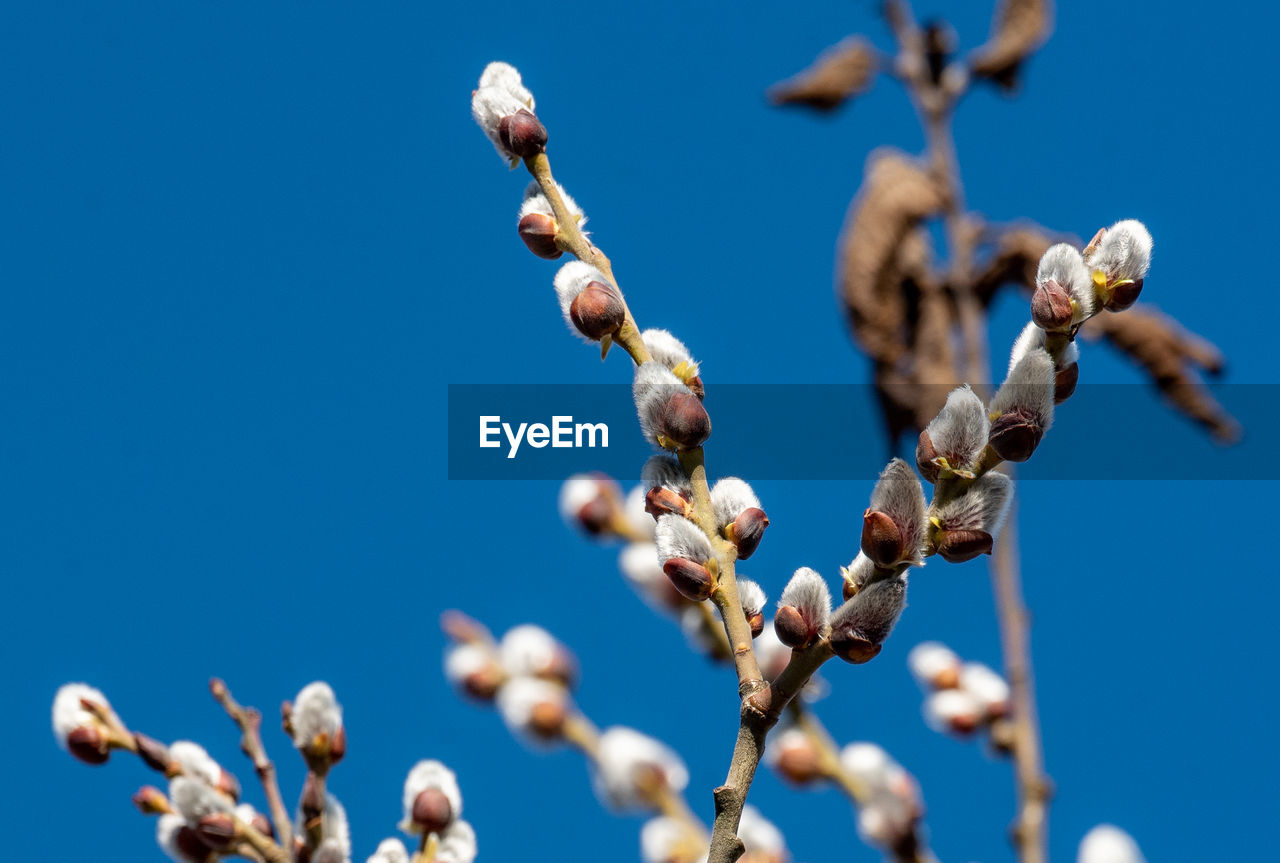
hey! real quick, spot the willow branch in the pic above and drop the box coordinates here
[990,505,1051,863]
[210,679,294,853]
[707,642,833,863]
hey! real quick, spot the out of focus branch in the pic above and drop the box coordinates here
[210,678,294,853]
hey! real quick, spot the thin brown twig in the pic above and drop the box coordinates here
[210,678,294,853]
[990,504,1051,863]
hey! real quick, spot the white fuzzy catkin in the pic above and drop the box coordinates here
[495,677,566,741]
[499,624,559,678]
[519,180,585,227]
[366,839,410,863]
[592,726,690,811]
[436,819,478,863]
[167,741,223,788]
[932,471,1013,536]
[444,643,496,687]
[558,473,607,524]
[169,776,232,823]
[737,579,767,616]
[313,838,350,863]
[641,328,698,376]
[907,642,961,689]
[641,454,689,493]
[52,682,112,749]
[840,742,893,787]
[1078,825,1146,863]
[830,573,908,647]
[991,349,1056,429]
[623,485,657,540]
[655,514,713,564]
[779,567,831,629]
[841,551,877,594]
[156,814,198,863]
[1037,243,1095,323]
[959,662,1010,713]
[294,794,350,858]
[1009,322,1079,375]
[738,806,786,857]
[640,816,688,863]
[869,458,927,564]
[400,760,462,833]
[633,363,692,447]
[289,682,343,749]
[752,625,792,680]
[618,542,669,603]
[1087,220,1153,285]
[923,385,989,471]
[923,688,983,733]
[710,477,760,528]
[553,261,612,334]
[470,62,535,163]
[763,726,812,769]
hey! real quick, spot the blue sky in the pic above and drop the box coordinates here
[2,2,1275,862]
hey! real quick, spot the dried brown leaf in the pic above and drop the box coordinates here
[769,36,877,112]
[969,0,1052,92]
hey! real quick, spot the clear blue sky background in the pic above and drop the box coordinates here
[3,2,1274,862]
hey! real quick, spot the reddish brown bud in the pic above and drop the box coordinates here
[460,666,505,701]
[662,557,714,601]
[842,577,858,602]
[411,787,454,834]
[528,700,567,740]
[645,486,690,520]
[747,610,765,639]
[726,507,769,560]
[1054,362,1079,404]
[936,529,994,563]
[250,812,274,839]
[1105,277,1143,312]
[66,726,110,765]
[775,741,823,786]
[575,494,616,536]
[1031,278,1074,330]
[132,785,171,815]
[915,429,940,483]
[300,772,325,820]
[569,281,626,341]
[659,392,712,450]
[684,374,706,401]
[517,212,561,260]
[829,630,882,665]
[496,110,547,159]
[175,826,216,861]
[134,733,172,773]
[540,649,578,689]
[861,509,906,568]
[194,813,239,850]
[988,408,1044,463]
[773,605,810,648]
[328,726,346,765]
[933,665,961,689]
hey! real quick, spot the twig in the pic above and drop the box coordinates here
[990,506,1052,863]
[210,678,294,852]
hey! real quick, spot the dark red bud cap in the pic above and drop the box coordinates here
[747,610,765,639]
[67,726,110,765]
[1105,277,1143,312]
[861,509,906,568]
[517,213,561,260]
[133,733,172,773]
[684,374,706,401]
[569,282,626,341]
[988,408,1044,463]
[662,557,714,601]
[528,700,567,740]
[773,605,810,648]
[251,812,275,839]
[644,486,690,520]
[497,110,548,159]
[575,494,616,536]
[194,813,239,850]
[461,666,505,701]
[1031,279,1074,330]
[1054,362,1079,404]
[936,529,994,563]
[659,392,711,449]
[327,726,346,765]
[175,826,216,861]
[727,508,769,559]
[411,787,454,834]
[915,430,940,483]
[829,629,883,665]
[775,743,823,785]
[131,785,170,815]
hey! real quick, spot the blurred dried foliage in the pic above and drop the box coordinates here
[774,0,1238,444]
